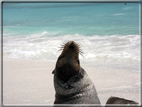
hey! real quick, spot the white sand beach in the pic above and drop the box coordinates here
[3,56,141,105]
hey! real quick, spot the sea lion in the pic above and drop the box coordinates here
[52,41,101,105]
[105,96,138,106]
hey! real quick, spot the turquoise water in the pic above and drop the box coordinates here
[3,3,139,36]
[3,3,140,71]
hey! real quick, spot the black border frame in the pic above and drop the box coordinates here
[1,0,142,107]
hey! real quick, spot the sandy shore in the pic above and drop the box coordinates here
[3,56,141,105]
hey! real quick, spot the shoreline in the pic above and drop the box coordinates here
[3,56,141,104]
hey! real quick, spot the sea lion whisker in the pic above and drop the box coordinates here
[77,43,83,52]
[76,42,81,47]
[60,44,65,48]
[79,50,84,55]
[59,46,64,49]
[60,41,67,47]
[57,48,64,52]
[79,52,85,59]
[79,52,84,56]
[77,42,81,46]
[62,40,68,45]
[61,44,65,46]
[79,48,83,52]
[58,46,64,49]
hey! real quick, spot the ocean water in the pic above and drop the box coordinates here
[3,3,140,71]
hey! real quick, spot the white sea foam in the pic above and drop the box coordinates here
[112,13,125,16]
[123,6,133,10]
[3,32,140,71]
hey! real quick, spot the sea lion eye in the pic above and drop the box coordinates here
[77,60,80,64]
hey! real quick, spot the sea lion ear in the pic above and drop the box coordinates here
[52,70,55,74]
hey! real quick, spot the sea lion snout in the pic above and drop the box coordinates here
[69,41,75,49]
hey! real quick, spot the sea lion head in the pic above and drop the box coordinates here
[53,41,83,82]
